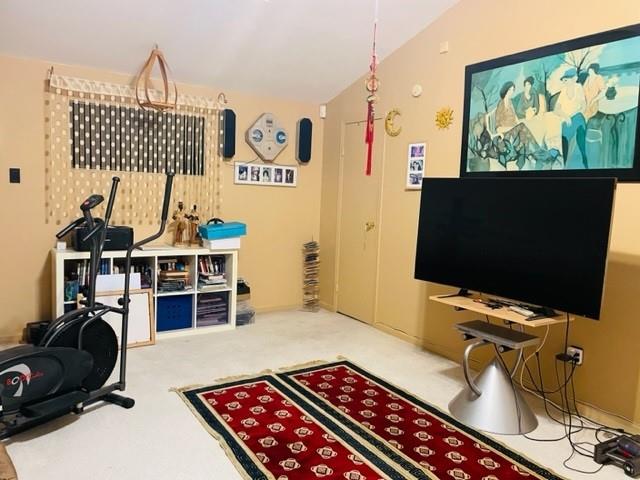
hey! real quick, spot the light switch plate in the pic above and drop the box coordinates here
[9,168,20,184]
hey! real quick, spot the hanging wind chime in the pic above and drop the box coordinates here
[364,0,380,176]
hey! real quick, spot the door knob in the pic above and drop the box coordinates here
[365,221,375,231]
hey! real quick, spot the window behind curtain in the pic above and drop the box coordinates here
[69,101,205,176]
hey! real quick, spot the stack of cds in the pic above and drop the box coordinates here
[197,292,229,326]
[303,240,320,311]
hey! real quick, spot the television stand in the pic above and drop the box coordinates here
[529,305,559,318]
[431,294,571,328]
[429,293,572,435]
[486,298,559,318]
[437,288,472,299]
[449,320,539,435]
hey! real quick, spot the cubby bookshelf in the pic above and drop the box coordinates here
[52,246,238,338]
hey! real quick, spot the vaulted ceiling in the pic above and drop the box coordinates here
[0,0,458,102]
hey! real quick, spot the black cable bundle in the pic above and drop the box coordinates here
[492,313,627,475]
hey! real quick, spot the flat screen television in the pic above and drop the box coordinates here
[414,178,616,319]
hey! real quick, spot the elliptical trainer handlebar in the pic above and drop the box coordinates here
[81,220,103,243]
[81,177,121,244]
[103,177,120,227]
[56,193,104,240]
[118,172,174,388]
[80,194,104,212]
[161,173,174,223]
[56,218,85,239]
[56,176,119,242]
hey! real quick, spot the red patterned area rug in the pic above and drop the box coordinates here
[177,360,564,480]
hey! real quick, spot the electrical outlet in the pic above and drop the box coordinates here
[567,346,584,365]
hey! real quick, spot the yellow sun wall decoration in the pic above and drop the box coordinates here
[435,107,454,130]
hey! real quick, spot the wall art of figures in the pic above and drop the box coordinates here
[461,24,640,181]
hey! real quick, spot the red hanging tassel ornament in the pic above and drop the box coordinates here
[365,99,375,175]
[364,2,379,176]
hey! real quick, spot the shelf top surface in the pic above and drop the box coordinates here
[156,289,195,297]
[429,294,572,327]
[53,245,238,259]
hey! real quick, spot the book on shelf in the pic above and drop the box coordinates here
[157,282,192,293]
[77,259,88,287]
[157,257,190,293]
[159,270,190,279]
[113,263,152,289]
[99,259,110,275]
[199,275,225,282]
[198,256,225,275]
[199,274,226,283]
[198,255,226,290]
[158,258,178,264]
[70,259,111,289]
[158,258,186,272]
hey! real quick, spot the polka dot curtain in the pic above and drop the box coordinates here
[45,74,223,226]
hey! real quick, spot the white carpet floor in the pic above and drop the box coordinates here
[5,309,626,479]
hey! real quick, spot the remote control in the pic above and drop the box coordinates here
[509,305,535,317]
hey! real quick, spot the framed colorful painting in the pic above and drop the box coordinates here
[460,23,640,181]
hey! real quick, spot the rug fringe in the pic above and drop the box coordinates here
[169,384,203,394]
[214,368,274,384]
[173,369,275,394]
[276,359,332,373]
[176,359,343,393]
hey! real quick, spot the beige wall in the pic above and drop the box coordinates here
[320,0,640,423]
[0,54,323,340]
[1,0,639,423]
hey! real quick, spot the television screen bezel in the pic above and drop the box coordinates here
[414,177,616,319]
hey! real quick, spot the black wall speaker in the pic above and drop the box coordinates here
[296,118,312,164]
[218,109,236,159]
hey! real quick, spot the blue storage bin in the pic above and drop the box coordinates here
[157,295,193,332]
[198,218,247,240]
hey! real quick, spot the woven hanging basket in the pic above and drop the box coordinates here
[135,47,178,111]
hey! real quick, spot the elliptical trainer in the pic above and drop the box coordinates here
[0,173,174,438]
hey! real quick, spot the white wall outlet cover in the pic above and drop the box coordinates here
[411,84,423,97]
[245,112,288,161]
[439,41,449,54]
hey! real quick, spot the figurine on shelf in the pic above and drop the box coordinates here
[187,204,200,245]
[171,201,189,245]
